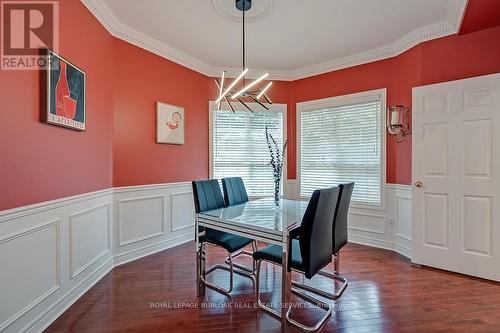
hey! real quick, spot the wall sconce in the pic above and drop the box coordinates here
[387,105,410,143]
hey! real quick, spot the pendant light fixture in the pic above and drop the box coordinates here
[214,0,273,113]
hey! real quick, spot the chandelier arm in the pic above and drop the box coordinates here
[224,96,236,113]
[248,95,269,110]
[214,78,223,110]
[262,92,272,104]
[236,97,254,113]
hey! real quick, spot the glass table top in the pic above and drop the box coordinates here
[198,197,309,235]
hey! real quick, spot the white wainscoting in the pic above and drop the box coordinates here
[0,181,409,332]
[285,180,413,258]
[0,182,195,333]
[349,184,412,258]
[112,183,194,266]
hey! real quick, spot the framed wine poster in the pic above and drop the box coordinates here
[43,50,86,131]
[156,102,185,145]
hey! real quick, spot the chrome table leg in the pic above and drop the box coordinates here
[195,215,205,297]
[281,232,291,332]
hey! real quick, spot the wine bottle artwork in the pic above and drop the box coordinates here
[45,50,86,131]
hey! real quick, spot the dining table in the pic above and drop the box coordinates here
[195,197,309,330]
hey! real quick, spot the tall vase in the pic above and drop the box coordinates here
[273,170,282,208]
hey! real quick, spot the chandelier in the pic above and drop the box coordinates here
[214,0,273,113]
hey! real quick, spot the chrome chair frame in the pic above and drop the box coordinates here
[255,259,332,332]
[291,252,348,299]
[224,241,258,274]
[198,239,256,296]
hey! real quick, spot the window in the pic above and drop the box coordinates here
[210,103,286,197]
[298,89,386,207]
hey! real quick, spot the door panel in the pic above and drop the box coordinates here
[412,73,500,282]
[423,193,448,248]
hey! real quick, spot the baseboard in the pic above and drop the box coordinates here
[395,243,412,259]
[349,234,396,252]
[24,258,114,333]
[114,232,194,267]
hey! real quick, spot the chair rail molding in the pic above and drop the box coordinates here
[0,181,411,332]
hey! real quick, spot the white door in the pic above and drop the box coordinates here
[412,73,500,282]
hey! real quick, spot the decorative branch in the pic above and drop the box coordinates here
[265,126,289,179]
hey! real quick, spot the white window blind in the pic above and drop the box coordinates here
[300,99,382,206]
[212,108,284,197]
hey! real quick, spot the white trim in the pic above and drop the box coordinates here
[69,203,111,279]
[208,102,288,193]
[348,211,387,235]
[296,88,387,211]
[0,219,62,332]
[117,195,166,246]
[80,0,467,81]
[113,181,192,194]
[113,232,194,267]
[171,191,195,232]
[25,258,114,333]
[0,188,113,223]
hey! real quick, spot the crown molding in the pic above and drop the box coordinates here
[80,0,214,76]
[81,0,468,81]
[448,0,469,31]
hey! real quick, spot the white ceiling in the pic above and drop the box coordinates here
[82,0,468,80]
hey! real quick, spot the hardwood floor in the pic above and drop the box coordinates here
[46,242,500,333]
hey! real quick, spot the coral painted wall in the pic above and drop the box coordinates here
[287,26,500,184]
[112,39,210,186]
[0,0,498,210]
[0,0,114,210]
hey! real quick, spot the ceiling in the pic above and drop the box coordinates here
[82,0,469,80]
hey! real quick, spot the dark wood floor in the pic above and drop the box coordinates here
[46,242,500,333]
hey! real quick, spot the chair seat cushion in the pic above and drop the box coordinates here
[252,239,305,272]
[202,228,254,253]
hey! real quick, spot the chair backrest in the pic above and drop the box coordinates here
[192,179,225,214]
[299,187,340,279]
[333,182,354,254]
[221,177,249,207]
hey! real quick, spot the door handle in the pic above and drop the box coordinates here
[415,181,423,188]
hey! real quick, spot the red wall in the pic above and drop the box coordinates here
[0,0,114,210]
[287,26,500,184]
[1,0,499,210]
[112,39,210,186]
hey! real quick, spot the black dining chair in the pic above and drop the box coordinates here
[253,187,340,332]
[221,177,257,273]
[292,182,354,299]
[192,179,256,295]
[222,177,249,206]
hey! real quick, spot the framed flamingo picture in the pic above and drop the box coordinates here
[43,49,86,131]
[156,102,185,145]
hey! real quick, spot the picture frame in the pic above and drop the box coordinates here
[42,49,86,131]
[156,102,185,145]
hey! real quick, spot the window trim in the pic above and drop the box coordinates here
[208,101,288,198]
[296,88,387,211]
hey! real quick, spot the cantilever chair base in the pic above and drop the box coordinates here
[292,270,348,300]
[199,241,255,296]
[224,241,258,274]
[292,253,348,299]
[255,260,332,332]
